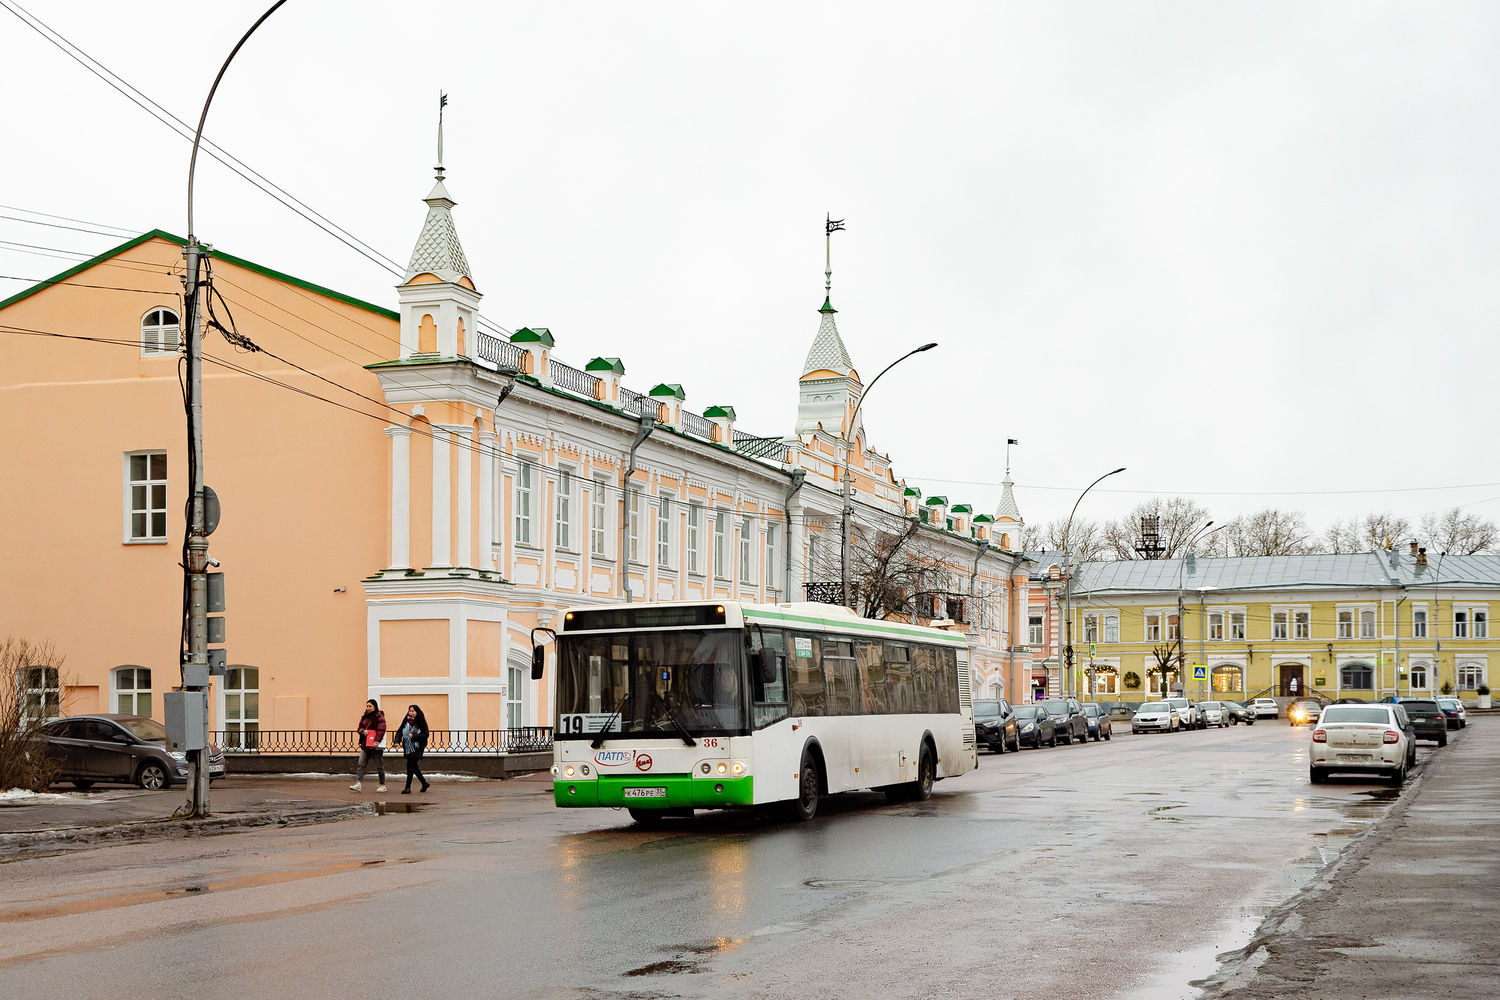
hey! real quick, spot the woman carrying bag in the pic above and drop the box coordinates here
[396,704,431,794]
[351,698,387,793]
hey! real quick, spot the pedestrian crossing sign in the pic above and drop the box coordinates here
[1192,665,1207,680]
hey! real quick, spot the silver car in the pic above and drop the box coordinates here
[1198,701,1229,728]
[1309,704,1415,784]
[1164,698,1197,729]
[1132,702,1180,734]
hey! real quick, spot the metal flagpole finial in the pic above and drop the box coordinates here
[437,91,448,179]
[825,214,845,295]
[1006,438,1017,475]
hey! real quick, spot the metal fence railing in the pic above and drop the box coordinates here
[732,434,788,462]
[476,331,526,372]
[679,409,714,439]
[211,727,554,755]
[549,359,603,397]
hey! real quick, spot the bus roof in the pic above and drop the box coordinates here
[552,600,970,647]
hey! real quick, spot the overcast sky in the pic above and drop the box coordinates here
[5,2,1499,536]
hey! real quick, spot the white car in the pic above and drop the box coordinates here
[1132,702,1180,734]
[1309,704,1415,785]
[1164,698,1197,730]
[1198,701,1229,728]
[1252,697,1280,719]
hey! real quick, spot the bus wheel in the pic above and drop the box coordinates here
[793,754,821,821]
[911,745,935,801]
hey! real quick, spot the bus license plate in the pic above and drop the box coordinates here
[623,787,666,799]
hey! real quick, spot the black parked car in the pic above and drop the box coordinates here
[1040,699,1090,745]
[38,714,226,789]
[1081,702,1112,741]
[1013,704,1057,748]
[1221,701,1256,725]
[973,699,1021,753]
[1398,700,1449,747]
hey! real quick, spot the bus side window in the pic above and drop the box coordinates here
[912,645,938,714]
[939,647,960,713]
[752,628,790,729]
[885,644,912,714]
[855,640,885,714]
[790,633,825,717]
[823,639,857,716]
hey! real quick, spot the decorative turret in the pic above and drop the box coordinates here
[795,215,864,436]
[994,439,1023,525]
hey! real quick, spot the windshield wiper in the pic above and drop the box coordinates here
[590,687,626,750]
[663,706,698,747]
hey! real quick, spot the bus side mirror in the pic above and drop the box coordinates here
[757,649,778,684]
[531,645,545,681]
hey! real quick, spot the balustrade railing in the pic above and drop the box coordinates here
[549,359,603,397]
[679,409,714,439]
[476,331,526,372]
[732,434,788,462]
[803,581,849,607]
[618,387,659,420]
[211,727,553,754]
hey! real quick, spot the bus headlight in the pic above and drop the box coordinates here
[717,763,727,774]
[732,762,743,774]
[564,765,576,777]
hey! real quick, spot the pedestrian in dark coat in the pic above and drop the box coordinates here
[396,704,430,794]
[351,699,387,792]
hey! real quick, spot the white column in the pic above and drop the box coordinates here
[478,426,496,572]
[387,425,411,569]
[431,425,451,567]
[452,425,473,569]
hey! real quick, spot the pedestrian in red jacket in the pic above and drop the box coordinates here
[351,699,387,792]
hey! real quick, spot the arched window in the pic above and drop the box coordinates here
[141,308,181,356]
[1340,662,1374,689]
[1212,665,1243,693]
[1458,662,1486,691]
[1408,660,1429,690]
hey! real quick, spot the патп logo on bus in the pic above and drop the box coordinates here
[594,749,635,767]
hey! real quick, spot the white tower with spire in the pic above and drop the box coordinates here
[994,439,1023,549]
[795,218,863,437]
[397,95,480,360]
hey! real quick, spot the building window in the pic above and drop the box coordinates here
[1294,611,1310,640]
[19,665,60,725]
[657,491,674,568]
[1208,612,1223,641]
[506,665,524,728]
[808,534,821,578]
[1167,614,1179,641]
[1336,610,1352,639]
[590,476,609,557]
[1212,665,1243,692]
[555,468,573,551]
[765,523,779,587]
[1084,615,1098,643]
[222,666,259,747]
[1341,662,1374,689]
[141,307,181,356]
[1104,614,1119,643]
[1359,609,1376,639]
[1145,613,1161,642]
[1230,613,1245,640]
[114,666,152,716]
[1458,662,1486,690]
[1409,661,1429,690]
[1413,609,1428,638]
[714,511,728,579]
[1476,612,1488,639]
[628,492,641,563]
[1455,608,1487,639]
[687,505,702,574]
[1028,615,1044,646]
[514,462,534,546]
[126,451,168,541]
[739,517,755,585]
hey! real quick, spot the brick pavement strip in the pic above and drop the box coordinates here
[1199,720,1500,998]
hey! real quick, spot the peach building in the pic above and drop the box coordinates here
[1,156,1028,737]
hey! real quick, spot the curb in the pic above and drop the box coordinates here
[0,802,375,862]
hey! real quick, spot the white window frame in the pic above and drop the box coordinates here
[1454,605,1488,639]
[1458,661,1486,690]
[590,475,610,558]
[1166,613,1179,642]
[1028,615,1044,646]
[628,491,642,564]
[1408,659,1430,690]
[739,516,755,585]
[514,460,535,547]
[1145,612,1162,642]
[1274,611,1289,640]
[687,504,703,575]
[1208,612,1223,641]
[1230,612,1245,640]
[1104,614,1119,643]
[506,664,525,728]
[1294,610,1311,640]
[657,490,675,569]
[220,665,260,746]
[112,665,153,717]
[555,467,574,551]
[1359,609,1376,639]
[125,450,169,543]
[765,522,779,589]
[1336,610,1352,639]
[713,510,728,580]
[1412,607,1429,639]
[18,665,60,726]
[140,307,181,357]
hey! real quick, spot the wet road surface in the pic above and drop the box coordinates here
[0,722,1431,999]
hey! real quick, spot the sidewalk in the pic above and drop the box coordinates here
[1202,720,1500,998]
[0,776,380,860]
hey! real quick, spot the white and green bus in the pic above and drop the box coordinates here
[537,600,977,823]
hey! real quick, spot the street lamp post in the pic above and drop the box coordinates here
[1061,467,1125,699]
[1175,520,1221,699]
[839,342,938,611]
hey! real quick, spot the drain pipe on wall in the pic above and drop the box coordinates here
[783,469,807,601]
[620,412,655,602]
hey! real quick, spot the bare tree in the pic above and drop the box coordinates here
[1104,497,1212,560]
[1320,518,1361,554]
[1420,509,1499,555]
[1221,508,1315,556]
[1361,511,1413,550]
[1,637,66,792]
[1149,644,1180,698]
[1018,521,1046,553]
[840,514,975,622]
[1025,516,1108,562]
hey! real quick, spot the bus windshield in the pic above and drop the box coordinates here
[555,629,748,739]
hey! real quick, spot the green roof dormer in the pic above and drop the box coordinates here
[649,383,685,399]
[951,504,972,514]
[903,487,921,497]
[511,327,555,347]
[973,514,994,523]
[924,496,949,506]
[585,357,624,375]
[703,405,736,419]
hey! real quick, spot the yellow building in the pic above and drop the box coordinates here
[1065,548,1494,704]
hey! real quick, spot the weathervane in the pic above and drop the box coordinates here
[825,213,845,299]
[436,91,448,180]
[1006,438,1018,476]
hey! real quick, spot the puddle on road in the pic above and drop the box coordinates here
[621,936,746,978]
[373,802,424,815]
[803,878,885,890]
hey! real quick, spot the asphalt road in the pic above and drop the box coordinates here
[0,721,1434,999]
